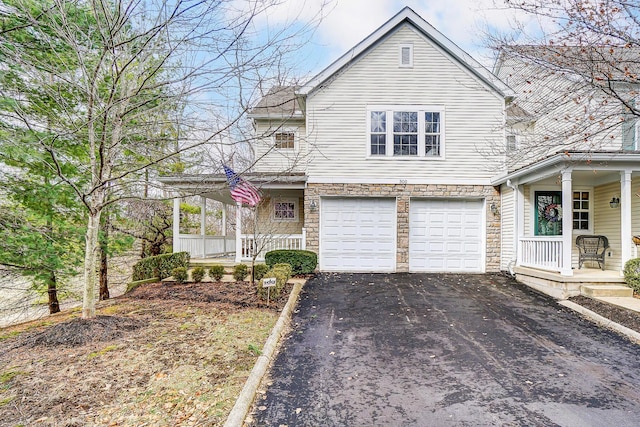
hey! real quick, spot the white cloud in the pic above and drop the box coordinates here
[242,0,551,74]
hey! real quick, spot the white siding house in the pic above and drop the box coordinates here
[162,7,640,298]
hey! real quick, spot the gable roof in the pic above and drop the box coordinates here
[297,7,514,98]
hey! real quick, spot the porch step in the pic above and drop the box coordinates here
[581,284,634,298]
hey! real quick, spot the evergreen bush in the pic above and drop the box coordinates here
[191,266,205,283]
[252,263,270,282]
[172,267,188,284]
[233,263,248,281]
[132,252,190,281]
[209,264,225,281]
[265,250,317,275]
[624,258,640,293]
[256,264,292,301]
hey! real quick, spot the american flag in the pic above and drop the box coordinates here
[223,165,262,207]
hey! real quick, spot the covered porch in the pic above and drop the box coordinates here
[495,152,640,296]
[159,172,307,263]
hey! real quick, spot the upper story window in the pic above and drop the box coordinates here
[274,131,295,150]
[399,43,413,67]
[368,106,444,158]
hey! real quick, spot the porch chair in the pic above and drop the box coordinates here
[575,235,609,271]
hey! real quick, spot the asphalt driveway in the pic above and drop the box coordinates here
[251,273,640,426]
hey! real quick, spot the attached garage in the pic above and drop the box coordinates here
[409,199,484,272]
[320,197,396,272]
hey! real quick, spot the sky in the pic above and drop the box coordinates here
[257,0,532,77]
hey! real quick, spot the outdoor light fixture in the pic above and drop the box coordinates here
[309,200,318,212]
[610,197,620,208]
[490,202,499,215]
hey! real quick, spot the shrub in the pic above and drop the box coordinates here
[209,264,225,282]
[132,252,190,281]
[233,264,248,281]
[191,267,205,283]
[624,258,640,293]
[252,264,270,282]
[271,263,293,278]
[265,250,317,275]
[172,267,188,284]
[256,265,292,301]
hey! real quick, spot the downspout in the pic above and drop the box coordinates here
[506,179,518,276]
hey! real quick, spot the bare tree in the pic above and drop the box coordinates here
[0,0,328,319]
[485,0,640,169]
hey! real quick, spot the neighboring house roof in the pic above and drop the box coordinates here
[495,45,640,89]
[248,86,303,119]
[297,6,514,98]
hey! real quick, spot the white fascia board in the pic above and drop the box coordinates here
[491,152,640,185]
[297,7,514,98]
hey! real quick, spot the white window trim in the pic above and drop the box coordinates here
[572,187,593,234]
[528,185,593,234]
[366,105,445,160]
[272,198,299,223]
[272,128,298,151]
[399,43,413,68]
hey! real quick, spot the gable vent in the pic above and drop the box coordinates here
[399,44,413,67]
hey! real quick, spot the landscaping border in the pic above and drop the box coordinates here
[223,279,305,427]
[559,300,640,343]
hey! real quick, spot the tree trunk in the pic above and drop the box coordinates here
[82,210,101,319]
[99,212,110,301]
[47,271,60,314]
[99,243,109,301]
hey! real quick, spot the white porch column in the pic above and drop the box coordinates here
[222,205,227,253]
[561,170,573,276]
[235,203,242,263]
[515,182,525,267]
[200,196,206,258]
[621,170,633,273]
[173,197,180,253]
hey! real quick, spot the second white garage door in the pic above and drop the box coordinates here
[320,198,396,272]
[409,199,484,272]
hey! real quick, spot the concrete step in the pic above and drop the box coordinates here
[581,284,634,298]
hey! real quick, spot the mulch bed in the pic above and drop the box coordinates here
[127,279,293,310]
[569,295,640,333]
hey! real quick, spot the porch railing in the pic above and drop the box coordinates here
[175,234,236,258]
[240,230,306,261]
[519,236,563,272]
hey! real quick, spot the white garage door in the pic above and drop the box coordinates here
[320,198,396,272]
[409,199,484,272]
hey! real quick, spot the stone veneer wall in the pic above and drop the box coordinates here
[304,183,501,272]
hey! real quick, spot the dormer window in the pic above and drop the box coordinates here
[399,43,413,68]
[274,131,295,149]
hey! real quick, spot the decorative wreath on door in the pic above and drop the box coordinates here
[543,203,562,222]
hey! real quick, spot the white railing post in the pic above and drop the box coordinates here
[621,170,632,274]
[235,203,242,263]
[561,170,573,276]
[301,228,307,250]
[200,196,206,258]
[173,197,180,253]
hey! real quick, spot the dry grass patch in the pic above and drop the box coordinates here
[0,281,282,426]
